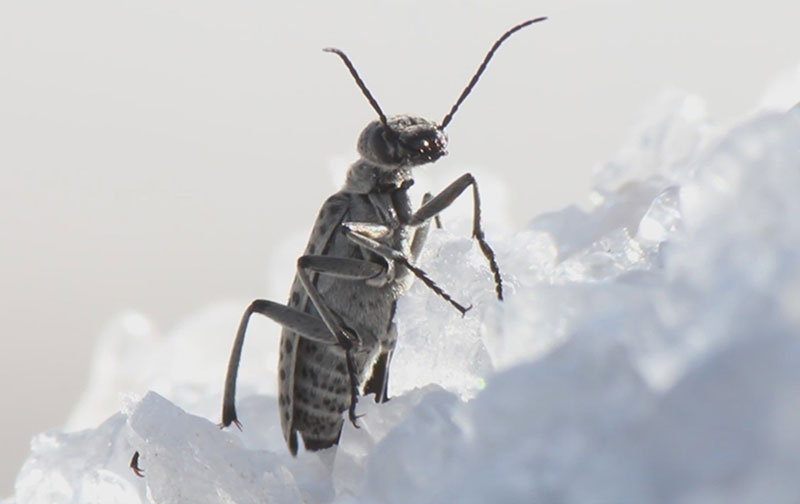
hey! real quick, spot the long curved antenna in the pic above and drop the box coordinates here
[323,47,391,130]
[440,17,547,129]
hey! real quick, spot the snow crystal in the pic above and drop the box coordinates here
[5,82,800,504]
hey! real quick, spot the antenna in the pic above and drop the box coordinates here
[440,17,547,129]
[323,47,391,131]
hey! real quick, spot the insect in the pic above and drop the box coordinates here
[221,17,547,455]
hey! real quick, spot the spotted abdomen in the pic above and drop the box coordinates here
[279,333,366,453]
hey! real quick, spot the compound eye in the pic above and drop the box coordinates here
[414,131,444,153]
[407,133,428,150]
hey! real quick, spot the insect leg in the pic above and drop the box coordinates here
[362,321,397,403]
[221,256,386,430]
[296,255,394,427]
[362,347,391,402]
[294,256,383,348]
[410,193,434,262]
[222,300,344,429]
[299,255,385,280]
[361,194,435,405]
[342,223,472,315]
[410,173,504,300]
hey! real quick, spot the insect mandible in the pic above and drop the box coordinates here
[221,17,547,456]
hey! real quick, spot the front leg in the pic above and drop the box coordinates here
[342,223,471,315]
[409,192,434,263]
[410,173,503,300]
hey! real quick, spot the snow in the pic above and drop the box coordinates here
[5,75,800,503]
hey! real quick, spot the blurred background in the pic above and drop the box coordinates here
[1,0,798,495]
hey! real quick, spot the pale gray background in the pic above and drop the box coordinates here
[1,0,798,495]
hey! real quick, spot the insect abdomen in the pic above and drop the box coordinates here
[278,191,403,454]
[290,337,353,450]
[280,329,377,453]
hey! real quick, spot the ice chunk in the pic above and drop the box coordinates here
[8,72,800,504]
[11,413,143,504]
[592,89,713,194]
[127,392,305,504]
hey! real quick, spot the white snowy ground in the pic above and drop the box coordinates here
[5,73,800,503]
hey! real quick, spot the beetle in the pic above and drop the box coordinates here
[221,17,547,455]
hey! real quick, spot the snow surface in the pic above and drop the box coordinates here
[5,79,800,503]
